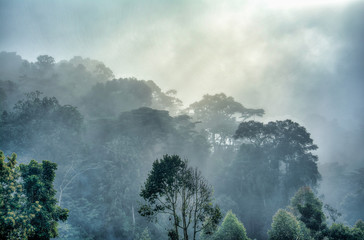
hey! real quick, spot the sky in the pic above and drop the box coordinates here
[1,0,363,167]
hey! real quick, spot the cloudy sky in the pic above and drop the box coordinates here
[1,0,363,166]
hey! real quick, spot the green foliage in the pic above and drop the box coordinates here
[287,187,364,240]
[290,187,327,239]
[213,211,250,240]
[139,155,221,240]
[0,151,68,239]
[327,223,352,240]
[140,155,188,205]
[324,219,364,240]
[299,221,314,240]
[268,209,301,240]
[0,151,32,239]
[354,219,364,231]
[324,221,364,240]
[351,220,364,240]
[20,160,69,239]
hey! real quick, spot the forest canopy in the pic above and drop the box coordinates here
[0,52,363,240]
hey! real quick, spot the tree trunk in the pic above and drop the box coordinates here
[172,193,179,240]
[193,171,198,240]
[182,187,189,240]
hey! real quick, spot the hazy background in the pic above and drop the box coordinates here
[1,0,363,169]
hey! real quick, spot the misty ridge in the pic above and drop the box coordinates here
[0,51,363,240]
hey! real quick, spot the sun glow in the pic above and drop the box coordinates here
[260,0,357,9]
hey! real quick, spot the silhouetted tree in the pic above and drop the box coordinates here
[139,155,221,240]
[82,78,152,118]
[188,93,264,149]
[223,120,320,239]
[146,80,183,116]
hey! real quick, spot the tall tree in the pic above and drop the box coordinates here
[188,93,264,149]
[139,155,221,240]
[222,120,320,239]
[234,120,320,196]
[146,80,183,116]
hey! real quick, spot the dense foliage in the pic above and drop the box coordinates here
[266,187,364,240]
[0,52,363,239]
[0,151,68,239]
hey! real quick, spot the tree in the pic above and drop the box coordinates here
[71,107,210,239]
[191,169,222,240]
[0,150,68,239]
[225,120,320,239]
[324,204,342,223]
[0,92,83,156]
[268,209,301,240]
[290,187,327,239]
[139,155,221,240]
[212,210,250,240]
[327,223,352,240]
[0,151,32,239]
[146,80,183,116]
[325,220,364,240]
[354,219,364,231]
[188,93,264,149]
[36,55,55,70]
[188,94,264,192]
[234,120,320,195]
[81,78,152,118]
[68,56,114,81]
[351,220,364,239]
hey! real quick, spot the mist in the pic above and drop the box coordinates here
[1,0,364,239]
